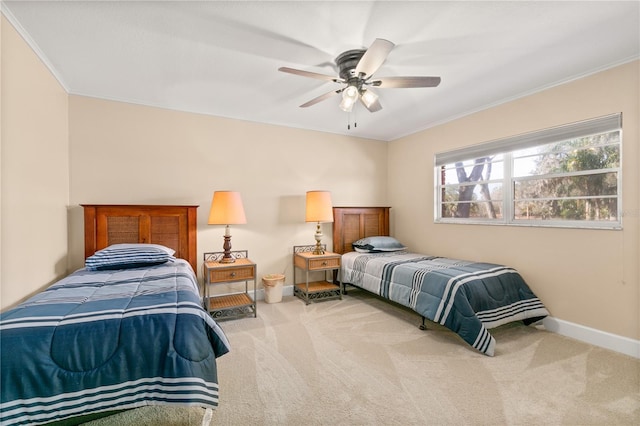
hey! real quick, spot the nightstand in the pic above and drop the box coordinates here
[293,245,341,304]
[202,251,256,320]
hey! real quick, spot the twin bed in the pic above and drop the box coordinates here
[333,207,549,356]
[0,205,229,426]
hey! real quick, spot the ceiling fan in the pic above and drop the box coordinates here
[279,38,441,114]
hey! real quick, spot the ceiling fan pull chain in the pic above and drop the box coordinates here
[345,109,359,130]
[347,110,356,130]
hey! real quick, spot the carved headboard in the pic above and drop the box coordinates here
[82,204,198,272]
[332,207,391,254]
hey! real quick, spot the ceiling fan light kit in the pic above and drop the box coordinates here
[279,38,441,125]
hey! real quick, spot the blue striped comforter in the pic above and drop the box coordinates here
[342,251,548,356]
[0,259,230,425]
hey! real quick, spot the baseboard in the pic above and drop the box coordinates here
[543,316,640,359]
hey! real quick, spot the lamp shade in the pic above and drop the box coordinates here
[305,191,333,223]
[208,191,247,225]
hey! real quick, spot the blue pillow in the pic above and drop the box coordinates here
[352,236,406,253]
[85,244,176,271]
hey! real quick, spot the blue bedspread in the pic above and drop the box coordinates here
[341,251,548,356]
[0,259,230,425]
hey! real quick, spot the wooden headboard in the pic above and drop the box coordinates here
[82,204,198,272]
[332,207,391,254]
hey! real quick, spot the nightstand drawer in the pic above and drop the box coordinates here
[307,257,340,270]
[207,265,255,283]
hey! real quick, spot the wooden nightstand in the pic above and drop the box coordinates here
[202,251,256,320]
[293,245,341,304]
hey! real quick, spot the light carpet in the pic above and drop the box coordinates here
[210,290,639,426]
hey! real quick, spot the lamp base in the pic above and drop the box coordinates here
[313,222,325,255]
[220,234,236,263]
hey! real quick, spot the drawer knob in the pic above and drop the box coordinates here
[230,272,236,277]
[322,261,327,266]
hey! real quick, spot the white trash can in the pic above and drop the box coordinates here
[262,274,285,304]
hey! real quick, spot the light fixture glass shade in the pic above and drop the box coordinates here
[339,85,358,112]
[305,191,333,223]
[208,191,247,225]
[360,89,379,108]
[339,97,355,112]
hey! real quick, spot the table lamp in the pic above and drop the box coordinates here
[305,191,333,255]
[208,191,247,263]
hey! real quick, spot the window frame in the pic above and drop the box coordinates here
[434,113,623,230]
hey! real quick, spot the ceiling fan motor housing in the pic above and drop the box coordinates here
[335,49,366,82]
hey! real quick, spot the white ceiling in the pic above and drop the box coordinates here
[3,1,639,141]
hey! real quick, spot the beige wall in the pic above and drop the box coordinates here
[67,96,388,282]
[388,61,639,341]
[1,16,70,309]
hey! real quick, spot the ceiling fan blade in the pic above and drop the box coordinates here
[278,67,340,82]
[355,38,395,77]
[372,76,441,88]
[299,90,340,108]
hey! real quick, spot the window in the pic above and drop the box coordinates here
[435,113,622,229]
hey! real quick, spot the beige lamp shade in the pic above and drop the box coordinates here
[208,191,247,225]
[305,191,333,223]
